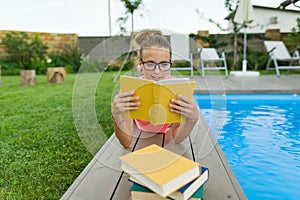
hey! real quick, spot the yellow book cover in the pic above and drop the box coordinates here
[120,75,195,125]
[119,144,201,197]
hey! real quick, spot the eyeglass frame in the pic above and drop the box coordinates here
[140,60,172,71]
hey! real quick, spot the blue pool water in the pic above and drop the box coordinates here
[194,94,300,200]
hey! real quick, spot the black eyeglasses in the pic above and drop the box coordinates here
[141,60,172,71]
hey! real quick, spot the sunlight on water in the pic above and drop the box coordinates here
[195,94,300,200]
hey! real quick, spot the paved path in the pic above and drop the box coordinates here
[192,74,300,93]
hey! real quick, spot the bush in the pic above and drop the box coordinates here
[48,44,82,73]
[171,61,190,68]
[286,17,300,50]
[105,65,119,71]
[30,55,52,75]
[79,56,108,72]
[0,59,20,75]
[247,49,269,70]
[122,61,133,70]
[1,32,48,70]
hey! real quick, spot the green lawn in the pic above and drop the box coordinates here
[0,72,116,199]
[1,69,298,199]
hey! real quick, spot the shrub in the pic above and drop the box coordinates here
[105,65,120,71]
[48,43,82,73]
[247,49,269,70]
[1,32,48,70]
[286,17,300,50]
[79,56,107,72]
[0,59,20,75]
[30,55,52,75]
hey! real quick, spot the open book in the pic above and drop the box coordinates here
[120,75,195,125]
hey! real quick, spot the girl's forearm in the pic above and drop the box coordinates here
[172,120,197,143]
[113,117,133,148]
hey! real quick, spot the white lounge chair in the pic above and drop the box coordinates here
[199,48,228,77]
[170,34,194,77]
[264,41,300,77]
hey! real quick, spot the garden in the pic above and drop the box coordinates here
[0,31,116,198]
[0,21,299,198]
[0,72,115,199]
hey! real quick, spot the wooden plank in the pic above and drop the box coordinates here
[63,117,246,200]
[61,126,141,200]
[190,113,247,200]
[112,130,196,200]
[135,131,164,148]
[112,131,164,200]
[163,129,194,161]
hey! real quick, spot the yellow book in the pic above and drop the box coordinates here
[120,75,195,125]
[119,144,201,198]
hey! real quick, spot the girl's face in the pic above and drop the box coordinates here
[139,48,171,81]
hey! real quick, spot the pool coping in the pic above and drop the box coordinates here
[191,74,300,94]
[195,89,300,94]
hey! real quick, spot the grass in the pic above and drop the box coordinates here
[0,72,116,199]
[1,69,298,199]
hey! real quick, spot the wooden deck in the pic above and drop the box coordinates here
[61,74,300,199]
[61,112,246,200]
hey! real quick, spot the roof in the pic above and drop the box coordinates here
[277,0,300,9]
[253,5,300,13]
[224,4,299,20]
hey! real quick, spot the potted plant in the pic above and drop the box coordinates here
[1,32,48,86]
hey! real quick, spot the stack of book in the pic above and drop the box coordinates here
[119,144,209,200]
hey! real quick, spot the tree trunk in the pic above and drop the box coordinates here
[47,67,66,84]
[131,13,136,76]
[20,69,36,86]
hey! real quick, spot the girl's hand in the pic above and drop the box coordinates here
[112,91,140,115]
[169,94,199,123]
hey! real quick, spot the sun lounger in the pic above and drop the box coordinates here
[264,41,300,77]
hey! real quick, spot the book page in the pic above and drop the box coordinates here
[120,75,195,125]
[157,78,191,84]
[156,81,195,124]
[120,76,154,121]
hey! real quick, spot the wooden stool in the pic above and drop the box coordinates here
[47,67,66,83]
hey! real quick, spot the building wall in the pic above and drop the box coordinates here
[78,36,109,56]
[0,29,294,70]
[250,6,299,33]
[228,6,299,34]
[0,30,78,57]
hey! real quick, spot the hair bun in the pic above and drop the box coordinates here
[135,29,163,45]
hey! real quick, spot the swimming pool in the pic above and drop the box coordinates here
[194,94,300,200]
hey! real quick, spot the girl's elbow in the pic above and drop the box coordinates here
[120,138,132,148]
[173,137,183,144]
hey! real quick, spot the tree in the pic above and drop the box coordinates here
[286,17,300,50]
[118,0,143,35]
[195,0,242,70]
[117,0,143,76]
[2,32,48,70]
[225,0,241,70]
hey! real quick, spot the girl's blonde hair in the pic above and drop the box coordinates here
[134,29,172,60]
